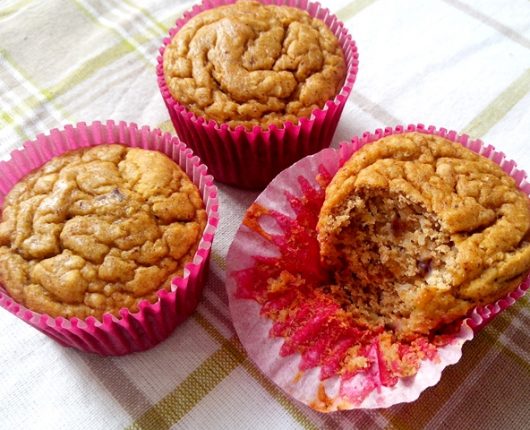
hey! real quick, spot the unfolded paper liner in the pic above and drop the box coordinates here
[0,121,219,356]
[226,124,530,411]
[157,0,359,189]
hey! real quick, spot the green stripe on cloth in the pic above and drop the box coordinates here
[484,331,530,377]
[383,326,503,430]
[239,360,326,430]
[0,88,53,131]
[1,50,69,122]
[483,297,530,375]
[157,120,176,134]
[0,99,34,137]
[123,0,170,33]
[384,298,530,429]
[463,68,530,138]
[70,0,151,66]
[420,303,530,429]
[2,51,55,103]
[28,4,184,105]
[114,14,178,47]
[0,0,32,18]
[443,0,530,50]
[81,355,163,423]
[0,111,29,141]
[127,312,319,430]
[195,314,320,430]
[47,40,136,98]
[0,111,14,125]
[14,9,182,129]
[336,0,378,21]
[350,90,402,126]
[212,252,227,272]
[194,311,232,345]
[126,335,243,430]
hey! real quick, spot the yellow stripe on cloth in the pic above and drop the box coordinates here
[383,328,502,429]
[336,0,378,21]
[157,120,176,134]
[442,0,530,50]
[0,107,30,141]
[384,297,530,429]
[0,0,33,18]
[123,0,170,34]
[1,50,69,122]
[127,312,319,430]
[197,309,337,428]
[463,68,530,138]
[12,4,185,134]
[71,0,152,65]
[483,296,530,376]
[126,335,243,430]
[47,40,137,98]
[195,313,320,430]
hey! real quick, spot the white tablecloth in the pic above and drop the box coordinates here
[1,1,529,429]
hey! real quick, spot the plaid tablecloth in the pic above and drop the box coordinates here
[1,1,529,429]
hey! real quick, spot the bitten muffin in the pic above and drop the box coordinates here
[317,133,530,339]
[163,0,346,129]
[0,144,207,319]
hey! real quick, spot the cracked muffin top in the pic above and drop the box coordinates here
[317,133,530,338]
[0,144,207,319]
[163,0,346,129]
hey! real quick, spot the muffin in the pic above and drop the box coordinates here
[317,132,530,339]
[0,121,218,355]
[157,0,358,189]
[226,126,530,410]
[163,1,346,129]
[0,144,207,319]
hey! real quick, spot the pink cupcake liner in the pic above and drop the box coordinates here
[226,124,530,411]
[0,120,219,356]
[157,0,359,189]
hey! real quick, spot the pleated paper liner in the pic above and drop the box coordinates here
[157,0,359,189]
[226,124,530,411]
[0,120,219,356]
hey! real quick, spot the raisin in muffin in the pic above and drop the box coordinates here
[0,144,207,319]
[317,133,530,339]
[163,0,346,129]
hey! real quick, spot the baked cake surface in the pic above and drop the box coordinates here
[318,132,530,338]
[163,0,346,129]
[0,144,207,319]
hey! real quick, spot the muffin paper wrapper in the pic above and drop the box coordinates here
[157,0,359,189]
[0,120,219,356]
[226,124,530,411]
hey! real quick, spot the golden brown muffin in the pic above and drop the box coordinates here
[317,133,530,339]
[163,0,346,129]
[0,144,207,319]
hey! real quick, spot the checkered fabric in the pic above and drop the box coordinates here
[1,0,529,429]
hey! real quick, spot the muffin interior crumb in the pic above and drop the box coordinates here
[329,189,456,334]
